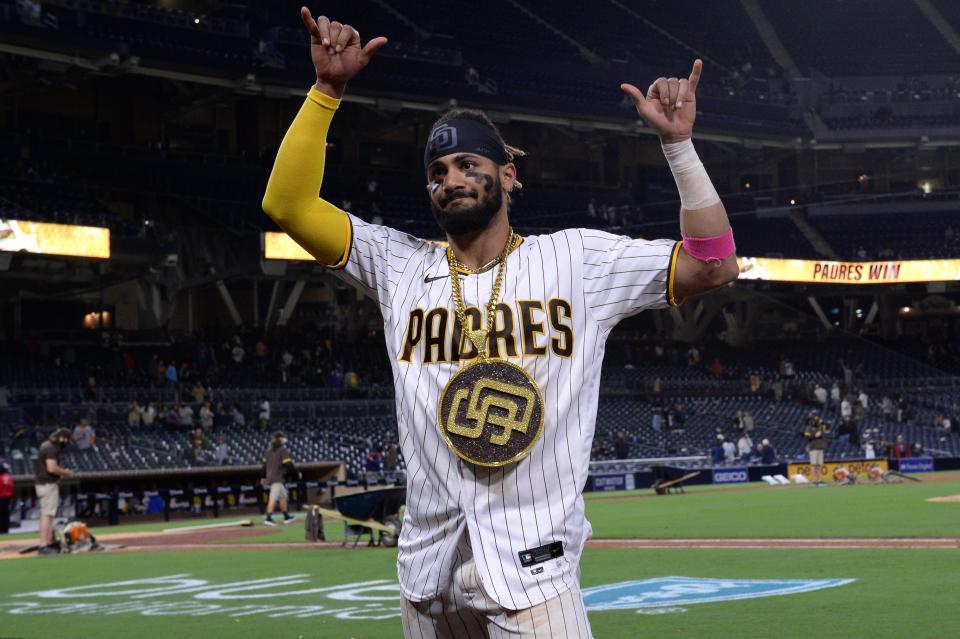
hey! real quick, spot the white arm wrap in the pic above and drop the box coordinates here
[662,139,721,210]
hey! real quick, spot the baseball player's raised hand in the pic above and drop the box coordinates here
[300,7,387,98]
[621,59,702,144]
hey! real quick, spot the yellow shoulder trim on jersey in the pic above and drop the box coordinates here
[327,214,354,270]
[667,241,683,307]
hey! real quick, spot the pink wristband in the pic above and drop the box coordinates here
[681,228,736,263]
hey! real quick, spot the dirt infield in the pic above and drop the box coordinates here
[926,494,960,503]
[132,537,960,552]
[0,524,284,560]
[5,529,958,561]
[99,525,276,547]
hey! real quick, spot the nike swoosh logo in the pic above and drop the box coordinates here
[424,274,449,283]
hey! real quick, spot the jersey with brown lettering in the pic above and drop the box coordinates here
[330,213,679,609]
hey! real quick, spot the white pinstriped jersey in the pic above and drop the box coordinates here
[330,213,679,609]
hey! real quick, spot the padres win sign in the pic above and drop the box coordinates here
[438,360,544,467]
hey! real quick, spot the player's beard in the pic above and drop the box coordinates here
[430,174,503,237]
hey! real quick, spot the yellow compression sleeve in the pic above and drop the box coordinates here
[261,87,352,268]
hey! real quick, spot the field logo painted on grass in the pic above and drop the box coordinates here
[582,576,855,612]
[1,574,854,620]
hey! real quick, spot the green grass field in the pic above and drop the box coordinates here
[2,476,958,638]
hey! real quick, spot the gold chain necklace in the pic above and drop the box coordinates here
[446,229,516,360]
[437,229,545,467]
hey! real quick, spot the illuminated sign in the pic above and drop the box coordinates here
[737,256,960,284]
[0,219,110,259]
[263,231,314,261]
[787,459,888,480]
[264,231,960,286]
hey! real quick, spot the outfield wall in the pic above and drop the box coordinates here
[585,456,956,492]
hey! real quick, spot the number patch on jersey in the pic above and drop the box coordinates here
[438,359,544,467]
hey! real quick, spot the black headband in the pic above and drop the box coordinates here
[423,118,509,170]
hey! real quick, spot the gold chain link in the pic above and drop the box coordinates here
[446,229,517,360]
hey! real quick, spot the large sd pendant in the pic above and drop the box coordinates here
[438,359,545,467]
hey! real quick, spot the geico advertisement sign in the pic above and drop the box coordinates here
[712,468,749,484]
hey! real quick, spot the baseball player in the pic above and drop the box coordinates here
[262,8,738,637]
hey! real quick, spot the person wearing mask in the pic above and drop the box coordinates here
[35,428,73,554]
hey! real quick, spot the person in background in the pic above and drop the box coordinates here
[165,360,178,388]
[840,396,853,422]
[366,446,384,480]
[178,402,195,429]
[35,428,73,554]
[191,381,207,405]
[891,435,911,459]
[232,404,246,428]
[214,434,230,465]
[813,383,828,407]
[199,401,215,430]
[613,431,630,460]
[11,420,32,460]
[759,439,777,464]
[127,401,142,427]
[804,416,829,485]
[261,431,299,526]
[0,461,13,534]
[383,434,398,474]
[722,436,736,463]
[741,410,754,433]
[881,396,893,420]
[711,435,726,464]
[737,432,753,459]
[189,426,205,463]
[142,403,157,427]
[651,409,663,433]
[258,398,271,428]
[72,419,95,453]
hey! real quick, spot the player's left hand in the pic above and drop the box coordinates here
[621,59,702,144]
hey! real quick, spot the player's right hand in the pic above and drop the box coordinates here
[300,7,387,98]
